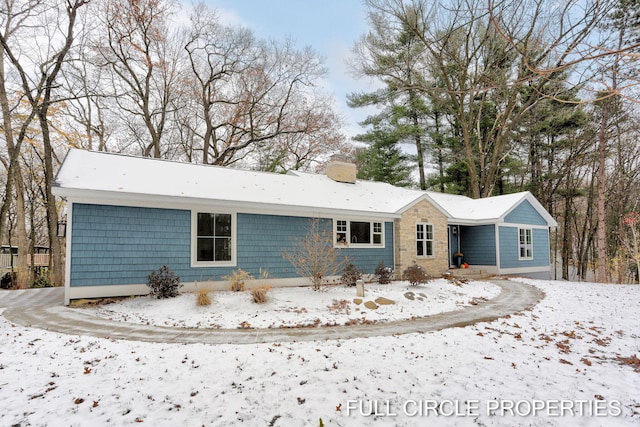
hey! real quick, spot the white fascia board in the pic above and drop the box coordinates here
[59,188,400,221]
[396,194,454,218]
[497,222,552,230]
[446,218,500,226]
[499,192,558,227]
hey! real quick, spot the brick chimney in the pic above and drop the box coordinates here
[326,154,357,184]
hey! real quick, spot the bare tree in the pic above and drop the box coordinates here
[282,218,348,291]
[95,0,183,158]
[0,0,88,286]
[183,4,343,168]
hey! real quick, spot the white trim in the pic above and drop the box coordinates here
[501,192,558,227]
[518,227,534,260]
[65,276,320,304]
[495,224,501,270]
[55,188,400,220]
[498,265,552,275]
[498,222,549,230]
[396,193,453,218]
[416,222,435,258]
[190,210,237,268]
[64,203,73,306]
[333,218,386,249]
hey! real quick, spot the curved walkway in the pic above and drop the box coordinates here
[1,280,543,344]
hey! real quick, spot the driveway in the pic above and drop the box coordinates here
[0,287,64,308]
[1,280,543,344]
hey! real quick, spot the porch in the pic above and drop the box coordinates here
[0,246,50,270]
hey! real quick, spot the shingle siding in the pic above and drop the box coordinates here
[70,204,394,287]
[460,225,496,265]
[499,226,550,268]
[504,200,548,226]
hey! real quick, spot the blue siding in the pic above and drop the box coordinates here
[71,205,191,286]
[70,204,394,287]
[459,225,496,266]
[504,200,547,226]
[499,226,550,268]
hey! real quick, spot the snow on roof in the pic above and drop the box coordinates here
[428,191,519,221]
[53,149,423,218]
[53,149,556,226]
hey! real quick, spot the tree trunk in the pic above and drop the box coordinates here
[596,101,608,283]
[38,110,64,286]
[562,191,571,280]
[0,53,30,288]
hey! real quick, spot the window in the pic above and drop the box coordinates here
[416,223,434,257]
[193,212,234,265]
[334,219,384,247]
[336,220,347,244]
[519,228,533,259]
[373,222,382,244]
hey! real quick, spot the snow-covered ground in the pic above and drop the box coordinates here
[82,279,500,329]
[0,278,638,426]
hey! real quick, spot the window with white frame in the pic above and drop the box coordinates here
[193,212,234,265]
[416,223,434,256]
[334,219,384,246]
[519,228,533,259]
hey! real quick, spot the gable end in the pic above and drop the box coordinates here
[504,200,548,226]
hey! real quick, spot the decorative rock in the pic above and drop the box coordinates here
[404,292,415,300]
[375,297,395,305]
[364,301,379,310]
[353,298,363,305]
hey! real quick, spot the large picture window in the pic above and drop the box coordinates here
[334,219,384,247]
[193,211,235,266]
[416,223,434,257]
[519,228,533,259]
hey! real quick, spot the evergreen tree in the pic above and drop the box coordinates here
[354,120,414,187]
[349,8,431,189]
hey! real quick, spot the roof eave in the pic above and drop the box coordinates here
[53,187,401,220]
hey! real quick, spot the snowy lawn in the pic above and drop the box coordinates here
[0,279,638,427]
[80,279,500,329]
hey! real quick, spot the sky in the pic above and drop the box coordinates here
[201,0,375,139]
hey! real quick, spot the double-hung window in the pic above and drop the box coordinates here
[519,228,533,259]
[334,219,384,247]
[416,223,434,256]
[193,212,235,266]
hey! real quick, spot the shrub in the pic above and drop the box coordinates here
[30,274,53,288]
[340,263,362,287]
[196,288,212,306]
[0,272,15,289]
[402,264,432,286]
[282,218,348,290]
[250,286,271,304]
[224,269,253,292]
[375,261,393,284]
[147,265,182,299]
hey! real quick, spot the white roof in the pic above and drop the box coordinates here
[427,191,556,225]
[53,150,422,218]
[53,149,557,226]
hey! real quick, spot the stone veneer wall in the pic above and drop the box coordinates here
[394,198,450,279]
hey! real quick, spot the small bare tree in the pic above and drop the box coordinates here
[282,218,348,290]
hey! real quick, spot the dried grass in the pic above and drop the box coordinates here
[196,288,212,306]
[250,286,271,304]
[224,269,253,292]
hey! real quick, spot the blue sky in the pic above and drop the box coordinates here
[201,0,375,139]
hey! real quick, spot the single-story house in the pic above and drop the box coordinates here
[53,149,557,305]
